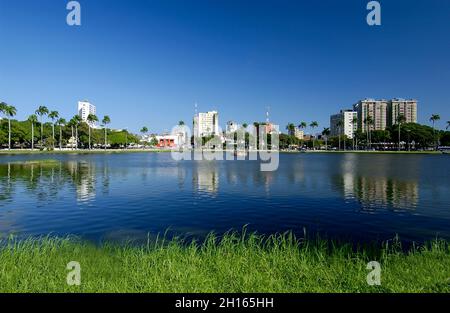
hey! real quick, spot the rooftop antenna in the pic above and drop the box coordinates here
[266,106,270,123]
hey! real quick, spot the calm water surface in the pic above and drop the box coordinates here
[0,153,449,244]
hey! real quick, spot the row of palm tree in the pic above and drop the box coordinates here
[0,102,17,150]
[1,103,113,150]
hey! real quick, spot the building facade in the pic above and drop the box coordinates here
[193,111,219,137]
[388,98,417,126]
[353,99,388,132]
[330,110,358,139]
[288,127,304,140]
[78,100,97,128]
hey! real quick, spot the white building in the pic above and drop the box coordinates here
[78,100,97,128]
[330,110,358,139]
[193,111,219,137]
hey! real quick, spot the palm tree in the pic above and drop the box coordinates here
[56,118,66,150]
[286,123,295,135]
[71,115,81,149]
[396,114,406,151]
[364,116,374,150]
[310,121,318,149]
[242,123,248,129]
[48,110,59,149]
[87,114,99,150]
[430,114,440,149]
[322,127,330,150]
[336,120,344,150]
[446,121,450,130]
[351,116,358,150]
[178,121,185,126]
[102,116,111,150]
[28,114,38,150]
[3,104,17,150]
[140,126,148,135]
[35,106,49,146]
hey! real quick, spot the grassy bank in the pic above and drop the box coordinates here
[0,233,449,293]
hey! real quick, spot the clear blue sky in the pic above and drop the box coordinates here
[0,0,449,133]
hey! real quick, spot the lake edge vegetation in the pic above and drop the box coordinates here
[0,232,448,293]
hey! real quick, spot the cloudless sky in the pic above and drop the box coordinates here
[0,0,449,133]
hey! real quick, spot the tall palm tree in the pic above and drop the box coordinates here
[310,121,318,149]
[102,116,111,150]
[446,121,450,130]
[430,114,440,149]
[178,121,185,126]
[242,123,248,129]
[140,126,148,135]
[336,120,343,150]
[4,104,17,150]
[322,127,330,150]
[57,118,66,150]
[87,114,99,150]
[35,106,49,146]
[364,116,374,150]
[286,123,295,135]
[0,102,7,120]
[396,114,406,151]
[351,116,358,150]
[48,110,59,149]
[71,115,81,149]
[28,114,38,150]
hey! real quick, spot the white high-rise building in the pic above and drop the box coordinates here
[78,100,97,128]
[193,111,219,137]
[330,110,358,139]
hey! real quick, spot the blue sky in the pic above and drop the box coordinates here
[0,0,449,133]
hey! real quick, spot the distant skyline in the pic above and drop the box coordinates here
[1,0,449,133]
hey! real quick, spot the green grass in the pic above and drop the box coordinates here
[0,232,449,293]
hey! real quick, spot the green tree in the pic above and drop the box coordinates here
[35,106,49,146]
[310,121,318,149]
[336,119,343,150]
[102,116,111,150]
[56,118,66,150]
[364,115,374,149]
[430,114,440,148]
[178,121,185,126]
[48,111,59,149]
[446,121,450,130]
[396,114,406,151]
[87,114,99,149]
[286,123,295,135]
[70,115,81,149]
[28,114,38,150]
[322,127,330,149]
[1,103,17,150]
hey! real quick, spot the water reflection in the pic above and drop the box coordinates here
[0,153,448,243]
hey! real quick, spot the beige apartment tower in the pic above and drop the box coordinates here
[388,98,417,126]
[353,99,389,132]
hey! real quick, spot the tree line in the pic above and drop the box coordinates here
[0,102,139,150]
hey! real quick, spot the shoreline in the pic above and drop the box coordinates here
[0,149,442,156]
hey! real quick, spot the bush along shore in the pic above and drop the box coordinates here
[0,232,449,293]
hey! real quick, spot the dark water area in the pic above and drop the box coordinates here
[0,152,449,246]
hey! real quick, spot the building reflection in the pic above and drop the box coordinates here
[338,154,419,211]
[192,162,219,194]
[67,161,96,202]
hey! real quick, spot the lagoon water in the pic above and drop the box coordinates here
[0,153,449,244]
